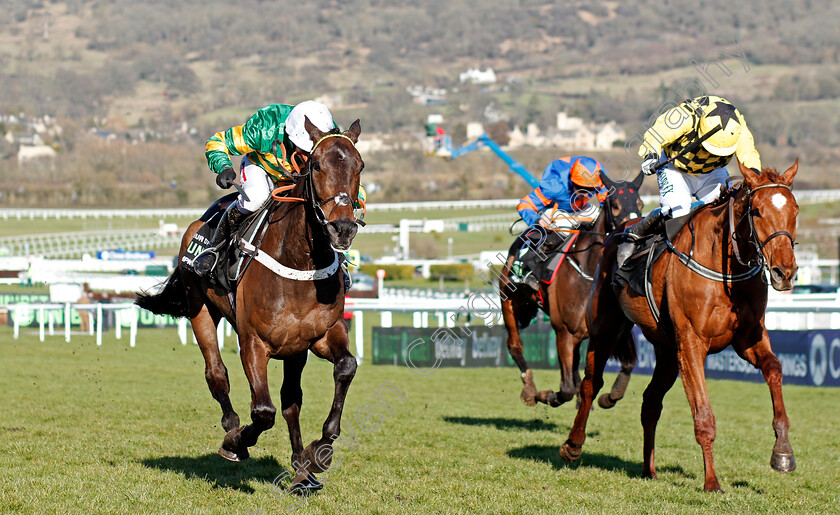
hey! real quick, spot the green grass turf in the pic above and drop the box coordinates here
[1,327,838,513]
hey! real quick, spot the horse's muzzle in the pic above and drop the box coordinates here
[326,219,358,252]
[770,265,797,291]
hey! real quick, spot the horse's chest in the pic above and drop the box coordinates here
[264,302,340,345]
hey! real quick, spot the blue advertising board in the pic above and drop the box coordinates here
[604,328,840,387]
[372,324,840,387]
[97,250,156,260]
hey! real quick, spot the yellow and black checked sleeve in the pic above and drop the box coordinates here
[734,115,761,171]
[637,105,695,158]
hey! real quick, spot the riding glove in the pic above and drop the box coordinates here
[641,154,659,176]
[216,167,237,189]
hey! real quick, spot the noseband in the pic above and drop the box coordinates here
[730,182,795,270]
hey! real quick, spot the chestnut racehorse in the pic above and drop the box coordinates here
[137,118,364,492]
[560,159,800,492]
[500,172,643,408]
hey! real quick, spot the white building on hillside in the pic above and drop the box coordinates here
[459,67,497,85]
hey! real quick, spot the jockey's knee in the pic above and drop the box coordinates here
[236,190,268,213]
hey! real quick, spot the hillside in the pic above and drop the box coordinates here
[0,0,839,207]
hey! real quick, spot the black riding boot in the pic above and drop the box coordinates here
[193,205,247,276]
[616,210,665,268]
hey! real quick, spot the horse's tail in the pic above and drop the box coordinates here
[611,327,638,369]
[135,267,190,318]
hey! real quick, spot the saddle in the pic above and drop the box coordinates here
[613,209,697,297]
[511,227,582,285]
[182,193,274,292]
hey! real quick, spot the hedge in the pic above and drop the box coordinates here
[358,264,415,280]
[429,263,476,281]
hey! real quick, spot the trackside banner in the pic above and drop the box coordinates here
[372,325,840,387]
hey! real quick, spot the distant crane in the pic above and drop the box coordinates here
[448,133,540,188]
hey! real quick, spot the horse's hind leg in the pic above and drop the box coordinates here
[192,305,240,433]
[598,331,637,409]
[677,333,723,492]
[501,296,538,406]
[220,335,275,462]
[736,328,795,473]
[304,324,357,475]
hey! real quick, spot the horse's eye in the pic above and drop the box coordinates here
[750,208,761,217]
[312,161,321,172]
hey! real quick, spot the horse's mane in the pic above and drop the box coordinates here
[697,166,785,216]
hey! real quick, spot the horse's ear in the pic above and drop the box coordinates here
[631,171,644,190]
[780,157,799,186]
[304,116,327,148]
[345,119,361,144]
[738,158,761,189]
[599,171,615,190]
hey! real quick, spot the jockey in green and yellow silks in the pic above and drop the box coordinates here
[194,100,365,279]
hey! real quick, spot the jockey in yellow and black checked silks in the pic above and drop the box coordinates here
[638,95,761,173]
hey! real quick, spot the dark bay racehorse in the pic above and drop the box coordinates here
[560,159,800,492]
[136,118,364,492]
[500,172,643,408]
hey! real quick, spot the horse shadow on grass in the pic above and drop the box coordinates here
[507,445,692,481]
[141,453,291,494]
[442,416,565,433]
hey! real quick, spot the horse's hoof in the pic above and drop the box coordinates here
[520,389,537,406]
[218,444,250,462]
[771,451,796,473]
[303,440,332,473]
[598,393,618,409]
[520,371,537,406]
[290,473,324,496]
[559,441,582,462]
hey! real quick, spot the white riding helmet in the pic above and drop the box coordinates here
[286,100,335,153]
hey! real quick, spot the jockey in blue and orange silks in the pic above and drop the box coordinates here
[514,156,608,289]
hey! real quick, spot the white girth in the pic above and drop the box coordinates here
[239,240,339,281]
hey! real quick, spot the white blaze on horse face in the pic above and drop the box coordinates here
[771,193,787,210]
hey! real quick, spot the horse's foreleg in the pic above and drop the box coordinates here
[598,332,637,409]
[501,297,537,406]
[192,306,240,432]
[306,325,357,475]
[536,330,576,407]
[678,341,722,493]
[559,331,613,462]
[280,352,315,489]
[220,337,275,462]
[640,346,678,480]
[738,330,795,473]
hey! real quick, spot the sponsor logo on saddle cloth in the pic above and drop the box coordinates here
[182,223,214,269]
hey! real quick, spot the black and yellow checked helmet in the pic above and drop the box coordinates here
[697,97,742,156]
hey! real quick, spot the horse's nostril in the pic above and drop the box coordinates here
[771,267,785,281]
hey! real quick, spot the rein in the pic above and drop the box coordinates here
[242,133,363,281]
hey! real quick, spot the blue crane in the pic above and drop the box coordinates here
[449,133,540,188]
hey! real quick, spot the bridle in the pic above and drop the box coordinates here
[730,182,795,272]
[271,133,365,231]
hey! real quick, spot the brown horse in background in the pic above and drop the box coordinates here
[137,119,364,493]
[560,159,800,492]
[500,172,643,408]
